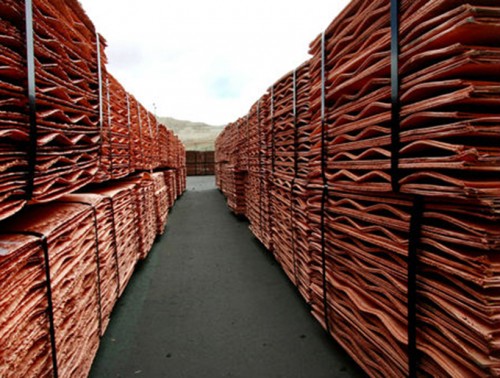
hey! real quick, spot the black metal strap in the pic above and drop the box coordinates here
[1,230,59,377]
[25,0,37,200]
[390,0,401,192]
[57,201,103,336]
[408,195,424,377]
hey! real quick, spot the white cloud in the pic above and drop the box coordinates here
[80,0,350,125]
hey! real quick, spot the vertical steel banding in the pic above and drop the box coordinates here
[390,0,401,192]
[25,0,37,200]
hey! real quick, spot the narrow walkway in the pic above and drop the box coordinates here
[90,176,365,378]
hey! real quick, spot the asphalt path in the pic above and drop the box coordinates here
[90,176,365,378]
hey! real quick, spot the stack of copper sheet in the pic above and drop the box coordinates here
[269,72,298,285]
[93,183,140,296]
[159,126,171,169]
[0,1,30,221]
[0,1,186,223]
[123,174,156,260]
[30,0,101,201]
[260,93,274,250]
[60,193,119,336]
[1,202,101,377]
[152,172,169,235]
[245,101,263,240]
[94,47,112,184]
[0,0,186,376]
[0,234,52,377]
[106,74,132,180]
[163,170,175,208]
[417,197,500,377]
[246,93,273,250]
[0,0,100,216]
[215,0,500,376]
[225,165,247,216]
[306,0,500,199]
[215,120,247,216]
[291,61,312,303]
[307,190,412,376]
[186,151,215,176]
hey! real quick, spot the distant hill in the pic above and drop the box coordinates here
[158,116,224,151]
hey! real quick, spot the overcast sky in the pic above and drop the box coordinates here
[79,0,350,125]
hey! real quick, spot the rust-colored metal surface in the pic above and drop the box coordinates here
[216,1,500,377]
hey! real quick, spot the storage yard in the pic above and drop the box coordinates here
[2,0,500,377]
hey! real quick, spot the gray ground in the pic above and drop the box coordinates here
[90,176,366,378]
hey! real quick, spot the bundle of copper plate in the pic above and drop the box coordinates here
[30,0,102,202]
[306,0,500,200]
[186,151,215,176]
[0,0,101,220]
[216,0,500,376]
[93,182,140,297]
[0,234,52,377]
[123,173,157,260]
[152,172,169,235]
[292,61,312,303]
[215,120,247,215]
[0,0,186,376]
[163,170,176,208]
[245,101,264,244]
[59,193,120,336]
[0,0,29,220]
[0,0,187,222]
[94,74,133,182]
[1,203,101,378]
[269,71,297,286]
